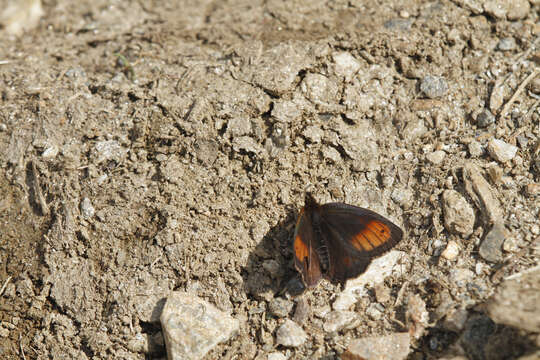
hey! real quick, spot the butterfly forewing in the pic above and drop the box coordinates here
[320,203,403,258]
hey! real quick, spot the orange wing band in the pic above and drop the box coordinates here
[351,221,391,251]
[294,235,309,260]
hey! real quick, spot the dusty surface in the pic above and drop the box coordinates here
[0,0,539,359]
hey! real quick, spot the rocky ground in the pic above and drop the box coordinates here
[0,0,539,359]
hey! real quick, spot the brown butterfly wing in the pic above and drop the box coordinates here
[293,208,324,287]
[319,203,403,284]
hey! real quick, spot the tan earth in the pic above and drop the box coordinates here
[0,0,539,359]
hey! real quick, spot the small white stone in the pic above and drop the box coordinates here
[80,198,95,218]
[487,138,518,163]
[268,352,287,360]
[502,237,519,252]
[333,52,361,81]
[42,145,59,159]
[468,141,483,157]
[302,125,324,143]
[322,146,341,162]
[426,150,446,165]
[275,319,307,348]
[441,240,460,260]
[332,292,356,311]
[323,310,359,333]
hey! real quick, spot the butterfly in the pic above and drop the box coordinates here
[293,192,403,288]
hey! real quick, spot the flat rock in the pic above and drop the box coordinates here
[479,223,506,262]
[342,332,411,360]
[275,319,307,348]
[272,100,302,123]
[487,266,540,332]
[442,190,475,237]
[160,292,240,360]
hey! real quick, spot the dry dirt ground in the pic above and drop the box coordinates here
[0,0,539,359]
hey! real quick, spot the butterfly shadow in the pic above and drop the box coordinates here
[241,208,306,300]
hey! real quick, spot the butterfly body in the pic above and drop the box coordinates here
[293,193,403,288]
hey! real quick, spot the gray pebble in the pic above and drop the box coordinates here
[420,75,448,98]
[516,135,529,148]
[479,223,506,262]
[384,18,413,31]
[468,141,483,157]
[476,110,495,128]
[497,37,516,51]
[269,298,294,318]
[391,188,414,209]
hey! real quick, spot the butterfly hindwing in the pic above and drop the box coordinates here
[318,219,371,284]
[293,208,323,287]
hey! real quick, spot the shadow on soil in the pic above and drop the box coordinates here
[242,207,307,299]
